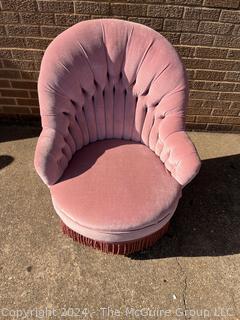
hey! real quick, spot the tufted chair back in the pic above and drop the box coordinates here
[35,19,200,186]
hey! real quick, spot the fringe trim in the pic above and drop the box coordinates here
[61,221,170,255]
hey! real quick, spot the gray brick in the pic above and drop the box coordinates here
[11,81,37,90]
[220,10,240,23]
[20,13,55,25]
[75,1,110,15]
[232,125,240,131]
[1,0,37,12]
[0,80,10,88]
[3,59,36,70]
[195,47,228,58]
[1,89,29,98]
[0,97,16,105]
[186,123,207,130]
[188,99,203,108]
[186,69,195,79]
[161,32,181,44]
[196,115,222,123]
[231,102,240,108]
[228,49,240,60]
[225,71,240,82]
[203,0,240,8]
[187,107,212,115]
[233,25,240,36]
[174,45,195,57]
[203,100,230,108]
[38,1,74,13]
[7,25,41,37]
[0,50,13,59]
[163,19,198,32]
[220,93,240,101]
[21,71,39,80]
[195,70,226,81]
[214,36,240,49]
[183,58,210,69]
[41,26,66,38]
[17,98,39,106]
[190,90,219,100]
[11,49,44,60]
[2,106,30,114]
[0,12,20,24]
[128,17,163,31]
[0,37,26,48]
[210,60,240,72]
[207,123,233,131]
[167,0,202,4]
[111,3,147,17]
[223,116,240,124]
[198,21,234,35]
[184,7,220,21]
[212,108,239,116]
[148,5,184,18]
[0,26,6,36]
[55,14,89,26]
[194,81,235,92]
[180,33,214,46]
[25,38,52,50]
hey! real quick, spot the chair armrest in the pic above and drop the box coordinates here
[159,131,201,187]
[34,128,73,185]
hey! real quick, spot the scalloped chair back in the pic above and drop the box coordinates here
[34,19,201,254]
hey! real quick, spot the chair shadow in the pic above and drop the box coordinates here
[0,125,41,143]
[129,154,240,259]
[0,57,41,143]
[58,139,138,182]
[0,155,14,169]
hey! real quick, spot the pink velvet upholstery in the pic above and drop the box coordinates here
[34,19,201,245]
[50,139,181,242]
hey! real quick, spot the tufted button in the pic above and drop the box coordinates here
[142,87,150,96]
[70,99,77,107]
[159,114,165,119]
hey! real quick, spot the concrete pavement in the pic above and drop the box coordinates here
[0,126,239,320]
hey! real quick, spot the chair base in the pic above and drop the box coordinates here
[61,220,170,255]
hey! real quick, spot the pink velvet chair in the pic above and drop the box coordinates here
[34,19,201,255]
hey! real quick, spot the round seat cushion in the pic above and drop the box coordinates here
[50,139,182,242]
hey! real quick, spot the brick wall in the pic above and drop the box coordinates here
[0,0,239,132]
